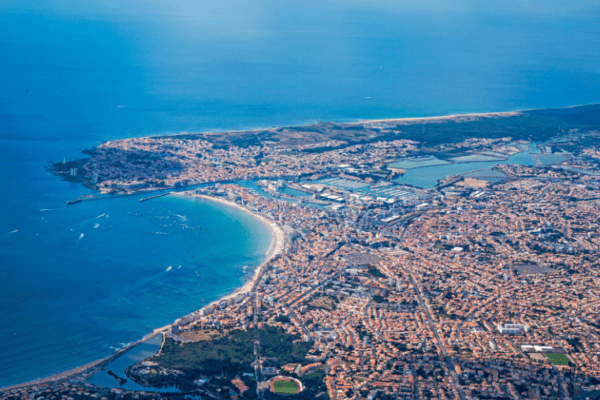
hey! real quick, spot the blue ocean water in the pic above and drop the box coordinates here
[0,188,272,387]
[1,0,600,388]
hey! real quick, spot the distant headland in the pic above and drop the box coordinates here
[52,104,600,196]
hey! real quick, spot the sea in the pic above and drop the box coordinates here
[1,0,599,388]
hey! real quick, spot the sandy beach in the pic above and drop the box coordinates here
[1,190,285,391]
[0,359,109,391]
[351,110,523,125]
[173,191,285,301]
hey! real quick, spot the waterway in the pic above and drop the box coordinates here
[87,335,179,392]
[395,149,539,189]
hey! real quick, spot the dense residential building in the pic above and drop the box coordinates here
[8,126,600,399]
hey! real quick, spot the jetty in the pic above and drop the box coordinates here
[65,193,132,206]
[140,192,170,202]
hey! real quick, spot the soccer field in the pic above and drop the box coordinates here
[546,353,570,366]
[273,380,299,394]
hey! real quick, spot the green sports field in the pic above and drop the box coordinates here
[273,380,299,394]
[546,353,570,366]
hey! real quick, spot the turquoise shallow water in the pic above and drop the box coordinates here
[1,0,600,388]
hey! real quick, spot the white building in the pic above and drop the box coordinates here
[497,323,529,334]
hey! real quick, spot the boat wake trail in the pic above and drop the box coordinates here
[76,233,84,243]
[95,213,106,219]
[40,209,54,212]
[2,230,18,235]
[135,265,176,288]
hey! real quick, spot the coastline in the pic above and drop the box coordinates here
[195,103,596,135]
[350,110,523,125]
[0,359,109,391]
[171,191,285,301]
[164,110,525,139]
[7,103,599,392]
[162,103,600,139]
[1,190,285,392]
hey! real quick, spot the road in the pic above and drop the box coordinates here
[253,295,264,400]
[408,273,467,400]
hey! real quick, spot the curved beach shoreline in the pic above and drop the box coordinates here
[1,191,285,391]
[173,191,285,301]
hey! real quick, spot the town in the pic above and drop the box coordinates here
[7,110,600,400]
